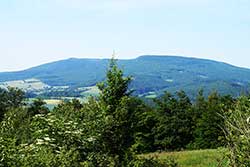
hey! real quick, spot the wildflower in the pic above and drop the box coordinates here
[247,117,250,124]
[36,139,44,145]
[43,137,51,141]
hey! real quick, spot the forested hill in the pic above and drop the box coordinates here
[1,55,250,97]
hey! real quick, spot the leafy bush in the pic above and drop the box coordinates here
[224,96,250,167]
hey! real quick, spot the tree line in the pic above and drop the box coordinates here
[0,59,249,166]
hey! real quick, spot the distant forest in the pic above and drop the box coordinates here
[0,59,249,166]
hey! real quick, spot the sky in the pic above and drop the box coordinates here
[0,0,250,72]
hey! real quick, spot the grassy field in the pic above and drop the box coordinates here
[80,86,100,97]
[143,149,229,167]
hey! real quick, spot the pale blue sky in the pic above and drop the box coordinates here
[0,0,250,71]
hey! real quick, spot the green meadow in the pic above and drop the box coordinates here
[143,149,229,167]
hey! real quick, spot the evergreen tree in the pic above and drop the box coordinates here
[97,58,134,166]
[153,91,193,150]
[193,91,229,148]
[0,87,25,122]
[98,58,132,113]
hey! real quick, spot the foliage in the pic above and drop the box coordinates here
[132,98,158,153]
[153,91,194,150]
[28,98,49,115]
[0,137,20,167]
[96,58,135,166]
[224,96,250,167]
[191,91,234,149]
[97,58,132,112]
[0,87,25,121]
[1,108,32,145]
[1,58,250,166]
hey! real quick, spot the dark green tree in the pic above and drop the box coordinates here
[28,98,49,116]
[97,58,135,166]
[153,91,193,150]
[98,58,132,113]
[0,87,25,122]
[131,98,158,153]
[193,91,233,148]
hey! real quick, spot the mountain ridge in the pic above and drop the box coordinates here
[2,55,250,73]
[0,55,250,97]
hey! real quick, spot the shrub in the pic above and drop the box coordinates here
[224,96,250,167]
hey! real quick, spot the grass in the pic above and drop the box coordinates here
[0,78,49,91]
[44,99,62,105]
[143,149,229,167]
[80,86,100,96]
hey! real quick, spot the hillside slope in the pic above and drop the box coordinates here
[0,55,250,97]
